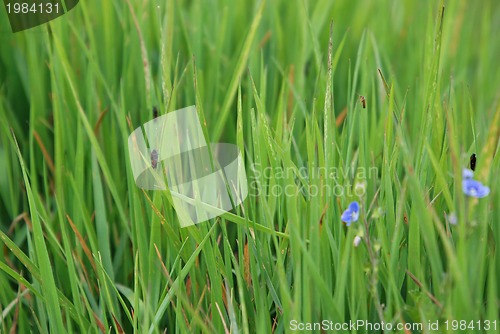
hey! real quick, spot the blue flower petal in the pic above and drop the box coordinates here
[341,210,352,223]
[351,210,359,222]
[462,168,474,179]
[462,179,490,198]
[348,201,360,212]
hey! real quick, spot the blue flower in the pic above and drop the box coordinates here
[462,179,490,198]
[341,201,360,226]
[462,168,474,179]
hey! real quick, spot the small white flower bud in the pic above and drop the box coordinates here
[353,235,362,247]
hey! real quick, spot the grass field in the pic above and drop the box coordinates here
[1,0,499,333]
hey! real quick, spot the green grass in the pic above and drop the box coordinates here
[1,0,499,333]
